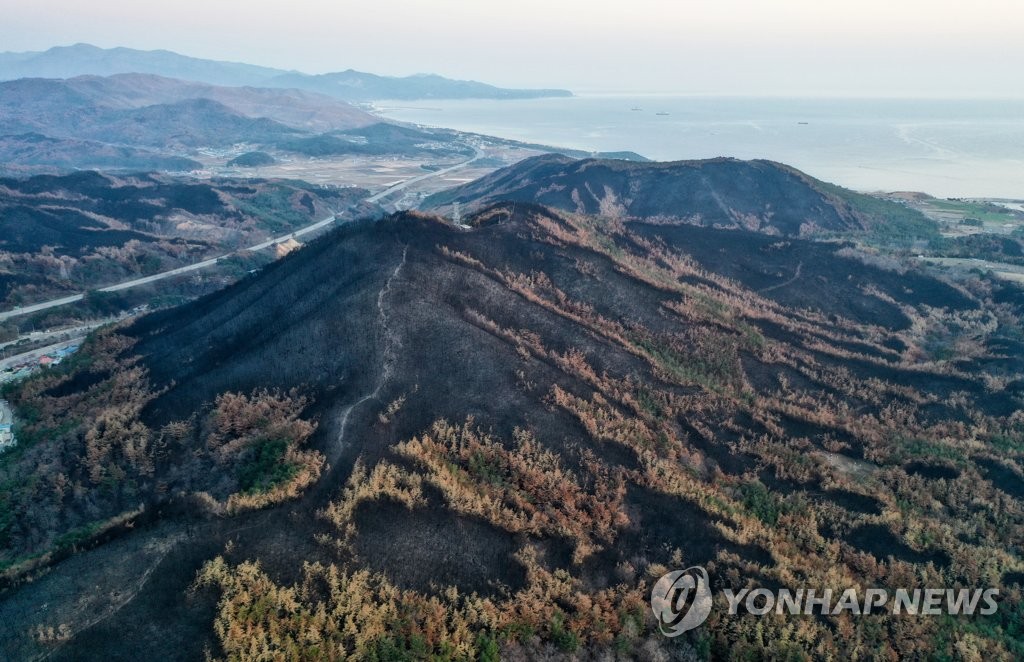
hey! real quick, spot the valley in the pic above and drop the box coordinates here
[0,172,374,338]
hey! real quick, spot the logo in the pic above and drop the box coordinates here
[650,565,999,638]
[650,566,713,636]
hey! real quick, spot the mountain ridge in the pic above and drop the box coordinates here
[0,132,202,175]
[423,153,939,240]
[53,73,379,131]
[2,195,1021,658]
[0,74,377,139]
[0,44,574,101]
[0,73,520,173]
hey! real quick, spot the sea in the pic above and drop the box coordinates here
[374,96,1024,199]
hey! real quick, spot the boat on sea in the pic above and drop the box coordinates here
[631,107,643,111]
[655,112,670,116]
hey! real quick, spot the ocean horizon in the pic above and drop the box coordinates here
[375,95,1024,199]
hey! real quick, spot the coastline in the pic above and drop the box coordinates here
[372,95,1024,199]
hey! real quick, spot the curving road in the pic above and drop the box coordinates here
[0,147,482,323]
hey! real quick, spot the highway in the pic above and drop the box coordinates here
[0,214,344,323]
[0,146,482,323]
[0,321,108,354]
[367,146,483,203]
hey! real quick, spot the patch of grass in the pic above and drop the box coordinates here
[930,199,1020,226]
[891,437,966,465]
[549,612,580,653]
[237,438,299,494]
[148,294,192,309]
[635,387,664,418]
[818,182,942,246]
[476,633,500,662]
[4,419,78,460]
[499,620,535,643]
[738,481,787,526]
[630,334,737,394]
[52,521,104,551]
[233,187,311,233]
[737,321,767,352]
[365,634,433,661]
[467,450,504,487]
[83,290,133,317]
[989,434,1024,454]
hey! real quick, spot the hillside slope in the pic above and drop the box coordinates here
[1,203,1021,659]
[0,78,302,149]
[423,154,937,239]
[0,170,373,308]
[0,133,202,175]
[45,73,377,132]
[0,75,479,170]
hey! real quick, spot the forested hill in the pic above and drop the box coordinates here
[423,153,939,241]
[2,202,1021,659]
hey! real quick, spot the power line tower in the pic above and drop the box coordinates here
[452,201,461,226]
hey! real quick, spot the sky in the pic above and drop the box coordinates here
[2,0,1023,96]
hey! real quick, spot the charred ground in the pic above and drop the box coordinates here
[423,154,940,243]
[0,170,373,318]
[1,201,1023,659]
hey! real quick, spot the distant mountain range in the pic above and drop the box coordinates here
[44,73,379,132]
[0,73,377,136]
[265,70,573,102]
[0,51,582,175]
[0,77,303,150]
[0,44,573,101]
[0,74,479,173]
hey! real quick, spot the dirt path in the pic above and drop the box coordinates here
[759,261,803,293]
[327,244,407,463]
[0,245,414,660]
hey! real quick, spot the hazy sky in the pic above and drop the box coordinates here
[3,0,1023,96]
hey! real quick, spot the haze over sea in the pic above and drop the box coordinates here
[376,96,1024,200]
